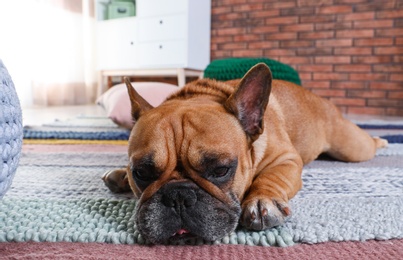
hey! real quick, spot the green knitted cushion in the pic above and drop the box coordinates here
[204,58,301,86]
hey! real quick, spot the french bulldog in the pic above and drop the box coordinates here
[102,63,387,244]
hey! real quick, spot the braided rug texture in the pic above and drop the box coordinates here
[1,144,402,246]
[0,60,23,198]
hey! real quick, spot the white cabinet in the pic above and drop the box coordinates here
[95,0,211,94]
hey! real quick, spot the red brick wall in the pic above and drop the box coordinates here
[211,0,403,116]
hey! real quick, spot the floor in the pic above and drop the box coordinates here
[22,105,107,126]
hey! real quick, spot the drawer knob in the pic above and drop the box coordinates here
[159,20,163,24]
[159,45,163,49]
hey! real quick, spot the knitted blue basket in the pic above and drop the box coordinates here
[0,60,23,198]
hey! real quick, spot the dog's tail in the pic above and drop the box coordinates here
[373,137,388,149]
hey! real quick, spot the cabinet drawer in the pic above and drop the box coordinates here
[137,41,186,67]
[138,15,186,42]
[96,18,137,70]
[137,0,187,17]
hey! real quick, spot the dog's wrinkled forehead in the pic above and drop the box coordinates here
[129,100,247,165]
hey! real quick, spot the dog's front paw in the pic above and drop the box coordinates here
[240,197,291,231]
[102,169,131,193]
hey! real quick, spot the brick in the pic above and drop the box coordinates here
[355,2,396,12]
[334,47,372,55]
[211,6,232,15]
[370,82,403,90]
[300,15,335,23]
[391,74,403,81]
[367,99,403,107]
[280,40,314,48]
[233,34,263,42]
[217,27,247,36]
[281,23,314,32]
[336,29,374,38]
[315,56,351,64]
[234,18,265,27]
[352,56,392,64]
[316,39,352,47]
[348,90,386,98]
[374,47,403,55]
[313,73,349,80]
[337,11,374,21]
[297,47,333,56]
[211,19,234,28]
[299,72,312,80]
[248,41,279,49]
[303,81,331,89]
[220,0,248,5]
[250,26,279,34]
[376,9,403,19]
[315,21,352,31]
[330,97,366,106]
[397,38,403,45]
[297,0,333,6]
[334,0,367,3]
[312,89,346,97]
[217,42,247,50]
[386,108,403,117]
[233,3,264,12]
[265,1,296,9]
[317,5,352,14]
[396,18,403,27]
[232,49,263,57]
[211,36,233,44]
[280,7,315,16]
[298,64,333,72]
[265,32,298,40]
[335,65,371,72]
[393,55,403,63]
[279,56,314,64]
[376,28,403,37]
[249,10,280,18]
[214,12,248,21]
[299,31,334,39]
[373,64,403,73]
[347,107,385,115]
[388,91,403,99]
[350,73,388,81]
[354,38,394,46]
[210,51,232,59]
[263,49,297,56]
[332,82,366,89]
[353,20,394,29]
[266,16,298,25]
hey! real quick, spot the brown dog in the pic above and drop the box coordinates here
[102,63,387,244]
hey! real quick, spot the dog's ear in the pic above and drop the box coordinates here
[225,63,272,142]
[124,77,154,121]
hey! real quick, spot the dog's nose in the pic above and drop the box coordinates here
[161,182,197,209]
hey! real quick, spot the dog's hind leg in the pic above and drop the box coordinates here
[102,168,131,193]
[326,117,388,162]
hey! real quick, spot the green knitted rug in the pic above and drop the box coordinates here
[1,145,402,246]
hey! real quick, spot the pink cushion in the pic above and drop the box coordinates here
[97,82,179,129]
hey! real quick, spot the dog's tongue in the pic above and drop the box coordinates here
[176,229,190,235]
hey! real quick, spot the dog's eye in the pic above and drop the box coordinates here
[133,168,156,182]
[213,167,230,178]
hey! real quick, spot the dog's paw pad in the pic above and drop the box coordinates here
[241,198,291,231]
